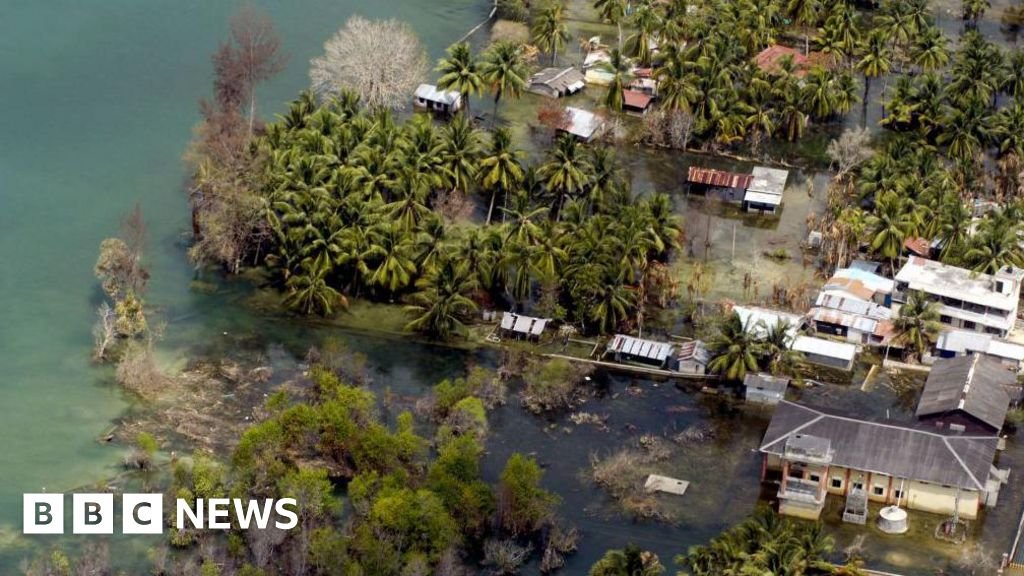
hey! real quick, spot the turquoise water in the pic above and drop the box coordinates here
[0,0,483,552]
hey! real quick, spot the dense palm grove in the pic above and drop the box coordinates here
[213,91,681,338]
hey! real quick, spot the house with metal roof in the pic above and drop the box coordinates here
[622,89,654,116]
[605,334,676,369]
[675,340,710,375]
[744,373,790,405]
[760,400,1003,520]
[916,354,1014,434]
[499,312,549,340]
[935,329,1024,372]
[558,107,604,141]
[894,256,1024,338]
[823,267,895,306]
[413,84,462,114]
[807,292,894,345]
[743,167,788,214]
[791,335,858,370]
[528,67,586,99]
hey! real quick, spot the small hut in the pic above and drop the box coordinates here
[528,67,586,98]
[622,89,654,116]
[413,84,462,114]
[743,167,788,214]
[605,334,676,369]
[744,373,790,405]
[499,312,549,341]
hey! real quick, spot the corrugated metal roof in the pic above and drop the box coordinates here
[743,190,783,206]
[760,401,999,491]
[623,89,653,109]
[917,355,1013,430]
[414,84,461,106]
[792,335,857,361]
[686,166,753,189]
[501,312,549,335]
[744,373,790,392]
[747,167,788,196]
[607,334,675,362]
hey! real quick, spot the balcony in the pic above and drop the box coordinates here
[779,478,825,505]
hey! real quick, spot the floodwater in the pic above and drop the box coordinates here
[1,0,1021,574]
[0,0,485,569]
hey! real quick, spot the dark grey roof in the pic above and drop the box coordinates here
[760,401,999,491]
[917,354,1014,430]
[744,373,790,393]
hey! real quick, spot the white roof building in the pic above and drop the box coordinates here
[414,84,462,112]
[894,256,1024,337]
[743,167,789,212]
[935,329,1024,369]
[792,335,858,370]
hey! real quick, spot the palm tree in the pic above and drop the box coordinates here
[893,291,941,361]
[653,53,699,112]
[435,41,484,114]
[867,191,913,271]
[598,49,634,111]
[479,128,526,224]
[538,135,593,218]
[910,25,949,72]
[787,0,822,55]
[367,221,418,295]
[962,0,991,26]
[284,254,346,316]
[965,214,1024,273]
[479,41,528,126]
[593,0,628,52]
[626,4,662,67]
[762,319,803,376]
[440,114,484,195]
[532,2,570,66]
[856,30,893,123]
[708,312,761,381]
[589,544,665,576]
[404,257,479,340]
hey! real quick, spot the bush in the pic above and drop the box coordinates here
[520,358,594,413]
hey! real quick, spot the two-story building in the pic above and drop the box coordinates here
[894,256,1024,338]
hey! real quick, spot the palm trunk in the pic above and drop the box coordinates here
[249,89,256,137]
[861,76,871,128]
[617,21,623,52]
[491,91,502,128]
[487,189,498,225]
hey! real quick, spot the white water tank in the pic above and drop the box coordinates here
[877,505,908,534]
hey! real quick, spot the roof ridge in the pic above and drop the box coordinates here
[775,401,997,441]
[942,436,985,490]
[758,402,825,451]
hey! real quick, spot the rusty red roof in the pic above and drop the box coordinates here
[687,166,753,189]
[754,45,809,76]
[623,89,653,110]
[904,237,931,257]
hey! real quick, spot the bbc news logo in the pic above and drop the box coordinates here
[24,494,298,535]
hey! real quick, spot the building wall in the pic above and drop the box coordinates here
[765,458,982,520]
[803,352,854,371]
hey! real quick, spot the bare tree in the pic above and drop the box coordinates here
[309,16,428,110]
[92,302,117,361]
[226,6,287,135]
[827,127,873,182]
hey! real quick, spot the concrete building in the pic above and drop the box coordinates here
[916,354,1014,435]
[413,84,462,114]
[743,167,788,214]
[527,67,586,98]
[894,256,1024,338]
[760,401,1003,520]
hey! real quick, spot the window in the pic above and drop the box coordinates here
[853,482,864,491]
[809,474,820,482]
[894,489,904,500]
[940,315,952,324]
[964,321,976,330]
[873,486,885,496]
[831,478,843,489]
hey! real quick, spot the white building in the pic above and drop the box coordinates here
[560,107,605,141]
[894,256,1024,338]
[413,84,462,114]
[807,292,894,346]
[933,329,1024,372]
[791,335,858,371]
[743,167,788,215]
